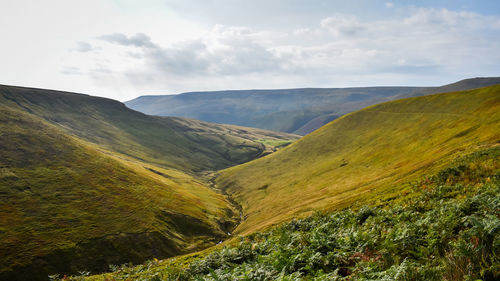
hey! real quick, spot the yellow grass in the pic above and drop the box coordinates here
[216,85,500,235]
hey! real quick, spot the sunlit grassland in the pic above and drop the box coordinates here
[0,106,234,274]
[0,85,299,173]
[2,83,499,279]
[254,139,294,148]
[77,142,500,281]
[216,85,500,235]
[0,85,299,279]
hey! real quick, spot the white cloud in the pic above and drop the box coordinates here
[99,33,155,48]
[385,2,394,8]
[320,14,365,37]
[293,28,311,35]
[404,8,479,27]
[74,41,94,53]
[60,7,500,99]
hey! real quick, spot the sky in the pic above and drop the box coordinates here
[1,0,500,101]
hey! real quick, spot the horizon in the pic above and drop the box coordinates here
[2,76,493,102]
[1,0,500,101]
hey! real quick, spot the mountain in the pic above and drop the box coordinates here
[126,87,424,134]
[293,77,500,135]
[0,85,299,172]
[215,84,500,235]
[125,77,500,135]
[0,85,299,280]
[3,83,500,280]
[76,84,500,281]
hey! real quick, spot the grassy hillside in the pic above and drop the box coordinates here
[0,106,235,280]
[292,113,340,135]
[216,85,500,235]
[402,77,500,98]
[0,85,299,172]
[125,77,500,135]
[3,83,499,280]
[165,117,298,159]
[73,142,500,281]
[292,77,500,135]
[0,85,298,280]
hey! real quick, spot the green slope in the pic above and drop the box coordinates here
[0,85,299,172]
[77,130,500,281]
[216,85,500,235]
[0,106,235,280]
[126,77,500,135]
[292,77,500,135]
[0,85,298,280]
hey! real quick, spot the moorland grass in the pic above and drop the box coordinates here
[0,85,298,279]
[216,85,500,235]
[0,106,234,279]
[76,145,500,281]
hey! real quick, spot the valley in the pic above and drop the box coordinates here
[216,85,500,235]
[3,1,500,280]
[76,146,500,280]
[0,85,298,280]
[83,83,499,281]
[1,82,498,281]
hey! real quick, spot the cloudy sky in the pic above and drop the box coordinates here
[1,0,500,101]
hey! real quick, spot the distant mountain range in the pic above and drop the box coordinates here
[126,77,500,135]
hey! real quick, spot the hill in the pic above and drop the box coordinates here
[0,85,298,280]
[293,77,500,135]
[0,85,299,172]
[125,77,500,135]
[75,110,500,281]
[125,87,424,134]
[402,77,500,98]
[216,85,500,235]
